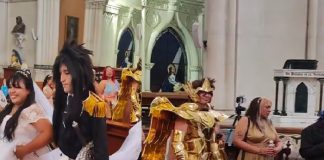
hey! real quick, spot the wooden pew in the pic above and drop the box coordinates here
[106,120,132,155]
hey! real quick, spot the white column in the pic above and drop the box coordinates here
[0,2,8,77]
[101,3,120,67]
[35,0,60,81]
[36,0,60,65]
[205,0,235,110]
[141,1,147,91]
[306,0,318,59]
[84,0,105,66]
[316,1,324,70]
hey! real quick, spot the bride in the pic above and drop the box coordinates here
[0,69,53,160]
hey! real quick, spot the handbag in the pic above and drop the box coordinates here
[72,121,95,160]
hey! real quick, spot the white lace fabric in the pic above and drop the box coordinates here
[0,104,50,160]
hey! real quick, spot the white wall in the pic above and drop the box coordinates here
[236,0,307,103]
[0,2,9,76]
[7,1,37,68]
[316,0,324,70]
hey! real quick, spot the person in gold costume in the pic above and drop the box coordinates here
[142,78,228,160]
[111,60,141,124]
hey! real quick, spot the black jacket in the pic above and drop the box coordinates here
[299,120,324,160]
[56,95,108,160]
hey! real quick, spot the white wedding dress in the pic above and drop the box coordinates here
[0,104,51,160]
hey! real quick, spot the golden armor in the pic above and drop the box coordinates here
[142,97,228,160]
[112,68,141,123]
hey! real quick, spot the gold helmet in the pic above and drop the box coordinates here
[196,78,214,93]
[183,78,215,102]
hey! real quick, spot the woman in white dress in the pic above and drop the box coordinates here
[0,69,53,160]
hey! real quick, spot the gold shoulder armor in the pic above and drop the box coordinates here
[209,110,229,122]
[175,103,199,120]
[149,98,198,121]
[82,91,107,118]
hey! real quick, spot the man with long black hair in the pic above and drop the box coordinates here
[52,41,108,160]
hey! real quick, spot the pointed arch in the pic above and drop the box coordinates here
[295,82,308,113]
[150,27,187,92]
[116,28,134,68]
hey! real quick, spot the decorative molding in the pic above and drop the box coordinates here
[105,4,120,15]
[189,66,202,72]
[145,10,160,28]
[146,0,204,15]
[86,0,106,9]
[0,0,36,2]
[34,64,52,70]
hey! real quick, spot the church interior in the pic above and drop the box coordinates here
[1,0,324,159]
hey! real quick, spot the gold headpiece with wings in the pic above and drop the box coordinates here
[196,78,214,93]
[183,78,214,102]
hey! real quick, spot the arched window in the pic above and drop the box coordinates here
[295,82,308,113]
[150,27,187,92]
[116,28,134,68]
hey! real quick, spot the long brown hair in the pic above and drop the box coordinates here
[245,97,262,130]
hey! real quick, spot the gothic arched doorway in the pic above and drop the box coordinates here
[295,82,308,113]
[150,27,187,92]
[116,28,134,68]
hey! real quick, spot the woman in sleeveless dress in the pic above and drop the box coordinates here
[233,97,283,160]
[98,66,119,118]
[0,69,53,160]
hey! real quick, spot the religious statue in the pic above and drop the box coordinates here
[121,50,132,68]
[161,64,182,92]
[11,16,26,49]
[9,49,22,69]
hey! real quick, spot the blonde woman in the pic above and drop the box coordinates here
[233,97,283,160]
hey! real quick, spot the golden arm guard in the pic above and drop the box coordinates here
[130,89,141,123]
[210,138,228,160]
[172,130,188,160]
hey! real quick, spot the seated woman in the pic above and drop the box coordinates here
[233,97,283,160]
[98,66,120,118]
[0,69,53,160]
[42,74,55,106]
[161,64,181,92]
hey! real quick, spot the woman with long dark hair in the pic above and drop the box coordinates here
[233,97,283,160]
[0,69,53,159]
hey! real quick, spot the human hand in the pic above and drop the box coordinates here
[15,145,29,159]
[272,146,282,156]
[259,147,275,156]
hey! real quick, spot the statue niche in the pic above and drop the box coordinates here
[150,27,187,92]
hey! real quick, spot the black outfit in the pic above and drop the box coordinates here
[299,120,324,160]
[55,95,108,160]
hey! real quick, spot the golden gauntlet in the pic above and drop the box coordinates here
[210,141,227,160]
[172,130,188,160]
